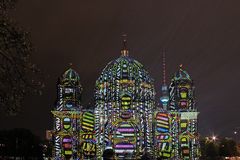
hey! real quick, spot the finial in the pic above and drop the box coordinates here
[122,34,127,49]
[121,34,129,56]
[179,64,183,69]
[69,62,73,67]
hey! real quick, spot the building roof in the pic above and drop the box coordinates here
[173,65,191,81]
[60,68,81,86]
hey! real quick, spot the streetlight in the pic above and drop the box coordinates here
[212,136,217,142]
[234,131,238,143]
[233,127,240,143]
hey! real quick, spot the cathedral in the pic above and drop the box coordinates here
[51,39,200,160]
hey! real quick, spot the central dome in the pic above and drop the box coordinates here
[95,41,155,158]
[98,55,153,84]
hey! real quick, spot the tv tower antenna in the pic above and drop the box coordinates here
[160,49,169,110]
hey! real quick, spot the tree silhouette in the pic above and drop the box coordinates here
[219,138,238,157]
[0,128,43,158]
[205,142,219,159]
[0,0,43,115]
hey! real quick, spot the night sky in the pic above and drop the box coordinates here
[1,0,240,139]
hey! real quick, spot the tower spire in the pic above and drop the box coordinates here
[162,50,166,85]
[160,49,169,110]
[121,34,129,56]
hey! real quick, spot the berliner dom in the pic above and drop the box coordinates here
[51,39,199,160]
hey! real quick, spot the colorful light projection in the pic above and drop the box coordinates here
[51,68,82,160]
[95,43,155,159]
[154,112,173,159]
[168,65,200,159]
[62,136,73,158]
[113,121,137,155]
[80,110,96,159]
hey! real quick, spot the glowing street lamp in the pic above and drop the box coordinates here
[234,131,238,143]
[212,136,216,141]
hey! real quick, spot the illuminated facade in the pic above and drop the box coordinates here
[95,41,155,159]
[154,60,199,159]
[168,65,199,159]
[52,68,82,159]
[80,109,96,159]
[50,42,200,160]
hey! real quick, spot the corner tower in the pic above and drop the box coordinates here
[169,65,200,159]
[52,68,82,159]
[94,39,155,159]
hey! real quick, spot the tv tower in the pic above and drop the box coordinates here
[160,50,169,110]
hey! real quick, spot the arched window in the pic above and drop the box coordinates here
[62,135,72,157]
[179,87,188,99]
[63,118,71,130]
[121,94,131,110]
